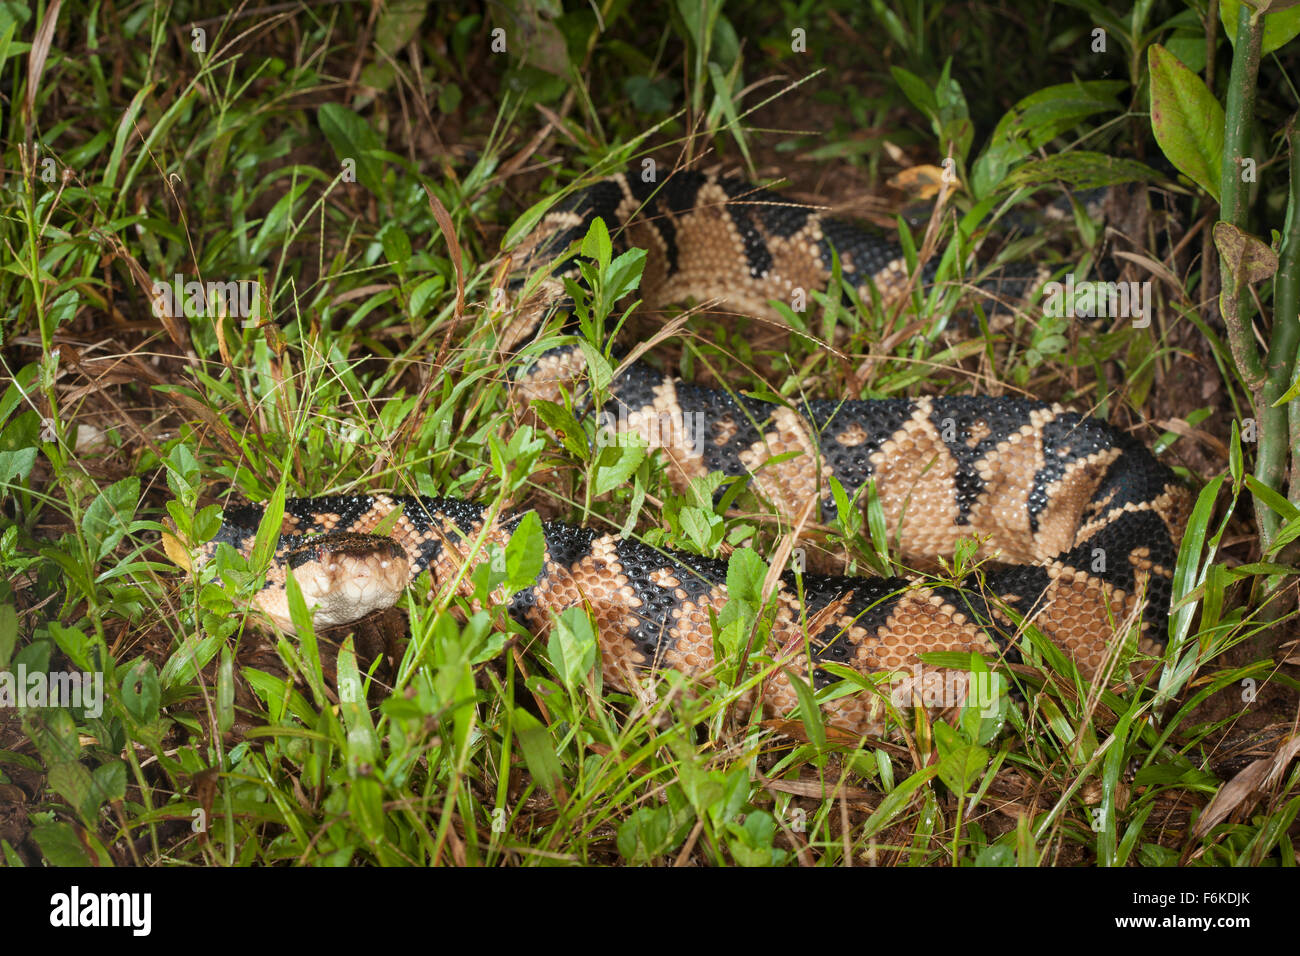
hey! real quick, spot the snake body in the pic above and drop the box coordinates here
[200,169,1191,736]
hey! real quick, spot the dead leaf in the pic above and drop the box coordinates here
[888,164,955,200]
[1213,221,1278,287]
[1193,734,1300,838]
[25,0,63,133]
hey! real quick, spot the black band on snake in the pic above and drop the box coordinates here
[195,168,1191,737]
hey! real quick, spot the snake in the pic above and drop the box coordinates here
[195,168,1192,737]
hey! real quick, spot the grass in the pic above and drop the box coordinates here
[1,0,1298,867]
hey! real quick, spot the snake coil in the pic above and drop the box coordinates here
[200,168,1190,736]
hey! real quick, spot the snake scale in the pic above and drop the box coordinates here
[198,168,1192,736]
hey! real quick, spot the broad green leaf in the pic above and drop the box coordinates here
[1148,44,1224,202]
[165,443,202,502]
[374,0,427,55]
[0,21,17,76]
[0,410,38,482]
[580,217,613,272]
[0,603,15,670]
[531,400,588,458]
[890,66,938,116]
[160,630,226,689]
[1221,0,1300,54]
[47,622,93,674]
[1001,152,1163,192]
[677,506,718,554]
[91,760,127,806]
[548,606,597,689]
[512,706,564,798]
[975,844,1016,866]
[47,762,95,820]
[120,659,161,723]
[724,547,767,612]
[933,721,989,794]
[317,103,385,195]
[378,221,413,270]
[32,822,95,866]
[618,805,680,863]
[974,80,1127,196]
[81,476,140,562]
[504,511,545,594]
[988,80,1128,146]
[602,248,647,303]
[577,341,615,392]
[592,438,646,497]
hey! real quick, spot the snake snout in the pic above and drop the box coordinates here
[265,532,411,631]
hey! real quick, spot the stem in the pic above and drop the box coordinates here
[1219,2,1263,228]
[1202,0,1222,334]
[1217,2,1266,388]
[1204,0,1218,94]
[1264,120,1300,545]
[1291,331,1300,510]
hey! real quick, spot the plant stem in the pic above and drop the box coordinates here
[1219,2,1262,228]
[1271,120,1300,529]
[1217,2,1266,389]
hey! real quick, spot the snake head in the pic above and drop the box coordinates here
[258,531,411,633]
